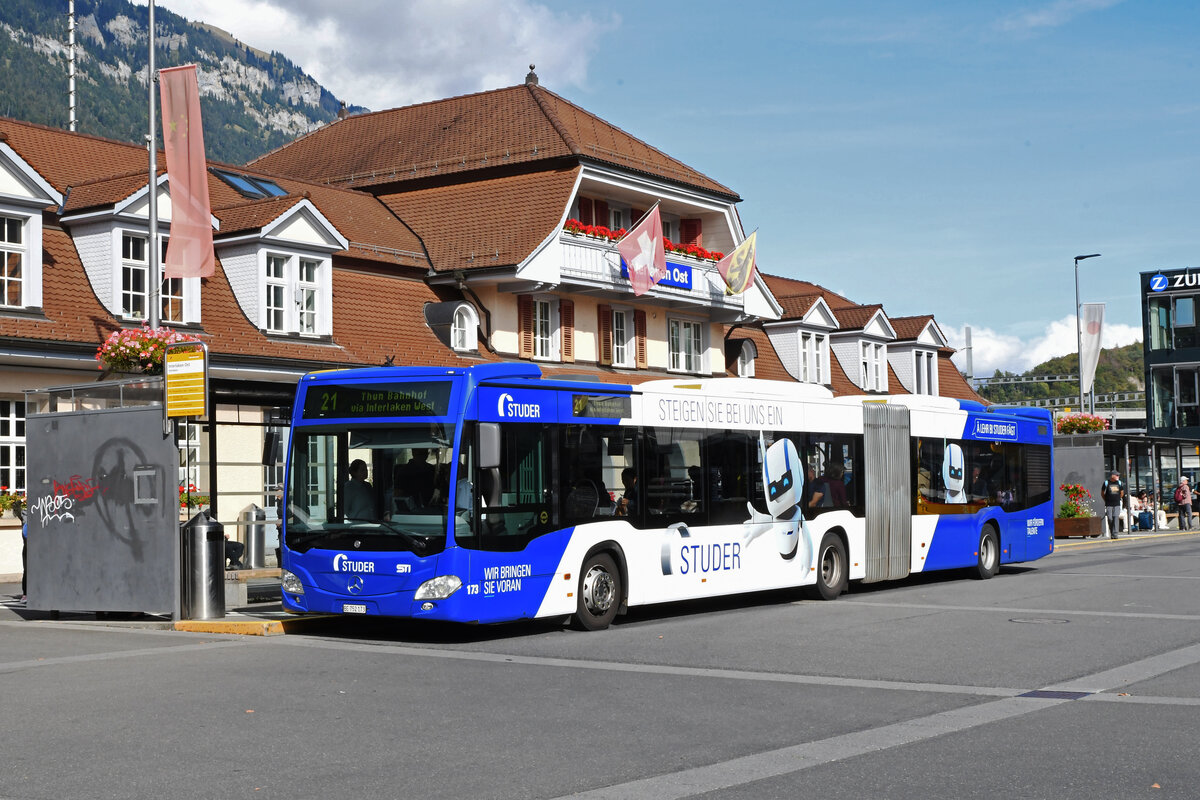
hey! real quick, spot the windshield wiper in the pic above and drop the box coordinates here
[376,520,430,554]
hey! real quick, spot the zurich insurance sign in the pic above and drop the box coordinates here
[1144,268,1200,294]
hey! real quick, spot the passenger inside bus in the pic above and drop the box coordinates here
[394,448,436,509]
[616,467,638,518]
[808,461,846,510]
[343,459,375,520]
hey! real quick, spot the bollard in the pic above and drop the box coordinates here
[181,511,225,620]
[241,504,266,569]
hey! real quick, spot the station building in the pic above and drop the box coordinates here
[0,70,979,574]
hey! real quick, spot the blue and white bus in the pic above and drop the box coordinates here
[279,364,1054,630]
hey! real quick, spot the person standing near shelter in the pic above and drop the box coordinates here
[1101,471,1124,539]
[1175,476,1193,530]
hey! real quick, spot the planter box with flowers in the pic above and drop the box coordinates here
[0,488,25,519]
[1056,413,1109,435]
[179,483,210,520]
[1055,482,1102,538]
[95,324,202,376]
[562,219,726,263]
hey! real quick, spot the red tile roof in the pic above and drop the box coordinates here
[251,84,736,198]
[832,304,884,332]
[890,314,936,342]
[379,167,580,271]
[938,350,986,403]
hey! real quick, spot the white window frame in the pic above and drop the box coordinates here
[612,307,634,368]
[913,350,938,395]
[737,346,755,378]
[0,214,26,308]
[117,230,198,324]
[800,331,829,384]
[669,317,705,374]
[861,340,886,391]
[451,303,479,352]
[260,250,331,336]
[531,295,560,361]
[0,397,26,496]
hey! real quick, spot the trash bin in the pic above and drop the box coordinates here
[241,504,266,569]
[181,511,225,620]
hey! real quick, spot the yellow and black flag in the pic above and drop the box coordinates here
[716,231,757,295]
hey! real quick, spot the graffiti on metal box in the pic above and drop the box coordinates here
[33,492,75,525]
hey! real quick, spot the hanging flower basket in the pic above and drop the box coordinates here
[95,325,201,376]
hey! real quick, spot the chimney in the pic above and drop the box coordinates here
[525,64,538,85]
[337,102,348,120]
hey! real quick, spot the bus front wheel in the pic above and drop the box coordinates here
[574,552,621,631]
[974,527,999,580]
[808,533,847,601]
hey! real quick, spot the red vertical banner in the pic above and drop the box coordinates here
[159,64,214,278]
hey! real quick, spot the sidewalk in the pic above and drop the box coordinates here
[0,579,334,636]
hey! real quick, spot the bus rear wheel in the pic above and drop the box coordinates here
[974,527,999,580]
[573,552,621,631]
[808,533,847,601]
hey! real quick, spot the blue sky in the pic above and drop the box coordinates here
[141,0,1197,375]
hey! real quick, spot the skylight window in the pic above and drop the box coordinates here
[211,168,288,199]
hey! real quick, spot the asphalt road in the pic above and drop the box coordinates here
[2,533,1198,799]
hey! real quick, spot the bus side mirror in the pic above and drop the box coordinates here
[479,422,501,470]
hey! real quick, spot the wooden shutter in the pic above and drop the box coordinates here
[594,200,610,229]
[518,294,533,358]
[560,299,575,363]
[598,304,613,366]
[634,309,648,369]
[578,197,593,226]
[680,218,702,247]
[631,209,645,227]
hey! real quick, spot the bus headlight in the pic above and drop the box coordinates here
[414,575,462,600]
[280,570,305,595]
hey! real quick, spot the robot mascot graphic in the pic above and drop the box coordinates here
[742,434,813,567]
[943,442,966,503]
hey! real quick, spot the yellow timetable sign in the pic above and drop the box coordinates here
[165,348,207,418]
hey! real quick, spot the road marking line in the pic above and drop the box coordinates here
[840,599,1200,622]
[0,640,245,673]
[552,696,1063,800]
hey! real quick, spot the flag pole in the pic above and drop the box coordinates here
[147,0,159,329]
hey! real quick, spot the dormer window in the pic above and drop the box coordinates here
[120,232,186,322]
[0,215,25,307]
[860,341,886,391]
[451,303,479,351]
[914,351,938,395]
[263,251,328,336]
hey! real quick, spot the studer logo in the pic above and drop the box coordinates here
[496,392,541,419]
[333,553,375,573]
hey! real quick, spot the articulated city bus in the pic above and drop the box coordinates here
[279,364,1054,630]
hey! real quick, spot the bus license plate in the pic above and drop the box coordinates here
[342,603,367,614]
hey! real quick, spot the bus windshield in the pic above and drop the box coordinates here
[284,422,455,556]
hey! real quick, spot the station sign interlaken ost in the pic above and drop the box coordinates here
[164,343,209,419]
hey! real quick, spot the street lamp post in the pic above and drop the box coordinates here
[1074,253,1101,412]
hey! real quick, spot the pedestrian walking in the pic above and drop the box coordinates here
[1175,476,1193,530]
[1101,471,1124,539]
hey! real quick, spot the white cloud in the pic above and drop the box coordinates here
[996,0,1124,34]
[946,315,1141,377]
[140,0,617,110]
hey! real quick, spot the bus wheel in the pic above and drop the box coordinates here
[574,553,621,631]
[808,533,847,601]
[975,527,999,580]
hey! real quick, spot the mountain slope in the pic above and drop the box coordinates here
[0,0,366,165]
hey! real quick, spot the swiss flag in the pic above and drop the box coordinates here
[617,206,666,296]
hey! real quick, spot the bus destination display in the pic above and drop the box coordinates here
[303,382,452,419]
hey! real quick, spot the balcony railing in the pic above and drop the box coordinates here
[558,231,743,310]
